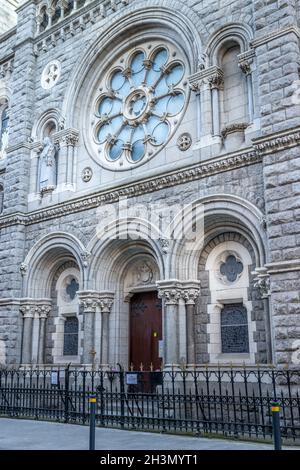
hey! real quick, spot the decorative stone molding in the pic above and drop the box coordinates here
[177,133,192,151]
[221,123,249,139]
[53,128,79,147]
[253,126,300,155]
[34,0,133,55]
[82,167,93,182]
[251,25,300,49]
[20,263,28,276]
[238,49,255,76]
[208,68,224,90]
[157,280,182,305]
[265,259,300,275]
[0,57,14,79]
[98,292,115,313]
[0,147,262,229]
[80,250,91,268]
[41,60,61,90]
[78,291,101,313]
[188,66,223,91]
[182,281,201,305]
[252,268,270,299]
[20,299,52,318]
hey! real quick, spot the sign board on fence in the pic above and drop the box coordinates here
[51,371,59,386]
[126,373,138,385]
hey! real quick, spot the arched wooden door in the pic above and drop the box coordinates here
[129,291,162,370]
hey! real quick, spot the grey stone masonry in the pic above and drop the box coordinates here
[0,0,299,367]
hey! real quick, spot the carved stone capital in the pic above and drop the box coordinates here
[78,291,101,313]
[80,250,91,268]
[20,299,52,318]
[252,268,271,299]
[209,68,224,90]
[99,292,115,314]
[182,282,201,305]
[157,281,182,305]
[53,128,79,147]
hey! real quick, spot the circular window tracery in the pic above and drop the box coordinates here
[92,42,188,170]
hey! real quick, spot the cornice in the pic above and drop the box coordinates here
[265,259,300,274]
[0,147,261,229]
[1,126,300,229]
[252,126,300,155]
[251,25,300,49]
[34,0,131,56]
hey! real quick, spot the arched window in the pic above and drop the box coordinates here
[221,43,248,126]
[221,304,249,353]
[0,107,9,156]
[63,316,79,356]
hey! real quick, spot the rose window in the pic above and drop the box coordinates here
[93,44,187,169]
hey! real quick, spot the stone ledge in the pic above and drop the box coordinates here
[266,259,300,274]
[0,148,261,228]
[251,25,300,48]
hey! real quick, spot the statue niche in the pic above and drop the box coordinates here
[39,136,57,193]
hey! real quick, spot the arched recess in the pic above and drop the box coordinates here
[23,232,86,298]
[206,23,254,66]
[62,3,204,129]
[86,217,166,366]
[169,194,267,281]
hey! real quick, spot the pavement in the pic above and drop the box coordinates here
[0,418,298,450]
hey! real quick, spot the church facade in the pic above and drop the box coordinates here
[0,0,299,369]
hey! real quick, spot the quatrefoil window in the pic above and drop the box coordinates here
[66,278,79,301]
[220,255,244,283]
[93,44,187,169]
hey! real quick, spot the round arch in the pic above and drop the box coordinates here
[168,194,267,280]
[22,232,86,297]
[87,217,166,290]
[61,2,204,128]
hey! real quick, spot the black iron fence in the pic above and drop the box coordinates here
[0,366,300,443]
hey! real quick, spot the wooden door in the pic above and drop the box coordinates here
[129,291,162,371]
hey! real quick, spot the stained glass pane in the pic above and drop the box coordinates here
[132,125,145,142]
[66,278,79,301]
[152,49,168,72]
[154,96,169,115]
[111,71,126,91]
[63,317,78,356]
[111,115,123,132]
[166,64,184,86]
[109,139,123,160]
[152,122,169,145]
[110,99,122,115]
[220,255,244,282]
[155,77,168,96]
[118,78,131,97]
[98,123,111,143]
[221,304,249,353]
[118,125,133,142]
[131,52,145,73]
[167,93,185,115]
[147,115,161,133]
[99,97,113,115]
[145,67,161,87]
[131,140,145,162]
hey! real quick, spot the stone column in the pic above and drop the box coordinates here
[157,281,182,367]
[253,268,273,364]
[37,304,51,364]
[209,69,224,137]
[188,71,213,141]
[54,129,79,192]
[20,303,34,364]
[238,55,254,123]
[182,283,200,366]
[78,291,100,364]
[99,293,114,366]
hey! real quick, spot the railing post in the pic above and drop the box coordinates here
[89,393,97,450]
[271,402,282,451]
[64,365,70,423]
[118,364,125,429]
